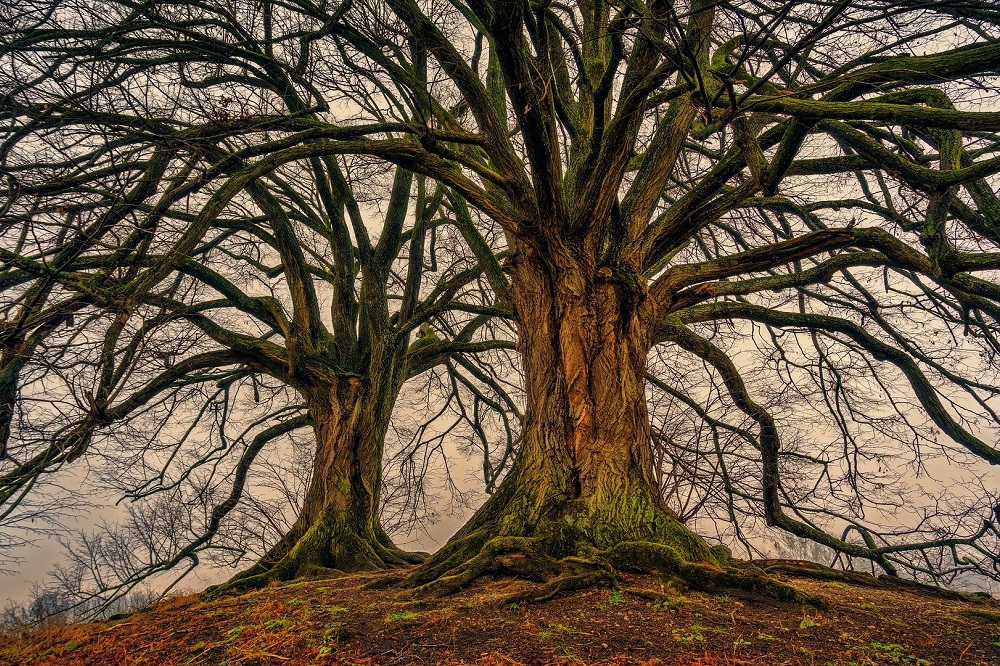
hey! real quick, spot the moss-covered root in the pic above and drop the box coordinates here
[502,569,618,606]
[411,534,827,610]
[606,541,829,610]
[203,520,426,600]
[203,570,280,600]
[415,535,561,596]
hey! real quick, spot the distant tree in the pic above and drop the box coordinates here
[7,0,1000,602]
[0,5,516,604]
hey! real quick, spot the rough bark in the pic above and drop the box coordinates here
[209,376,421,596]
[410,246,759,600]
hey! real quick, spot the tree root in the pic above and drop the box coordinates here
[411,537,828,610]
[416,536,559,596]
[611,541,828,609]
[756,559,992,603]
[503,570,618,605]
[203,523,426,599]
[203,570,281,599]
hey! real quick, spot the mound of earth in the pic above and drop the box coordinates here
[4,564,1000,665]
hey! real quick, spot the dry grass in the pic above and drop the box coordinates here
[4,566,1000,665]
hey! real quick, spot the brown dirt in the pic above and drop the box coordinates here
[3,565,1000,665]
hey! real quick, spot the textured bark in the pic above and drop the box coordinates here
[213,376,420,595]
[413,245,722,591]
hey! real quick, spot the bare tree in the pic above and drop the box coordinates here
[0,1,515,606]
[7,0,1000,603]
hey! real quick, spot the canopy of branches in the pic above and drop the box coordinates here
[3,0,1000,610]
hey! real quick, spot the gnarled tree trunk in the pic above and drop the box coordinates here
[213,375,421,594]
[413,246,727,595]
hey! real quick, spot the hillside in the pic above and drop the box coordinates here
[4,564,1000,665]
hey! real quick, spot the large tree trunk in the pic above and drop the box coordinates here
[213,376,420,594]
[413,246,725,593]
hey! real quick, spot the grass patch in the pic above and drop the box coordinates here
[870,641,930,664]
[264,618,292,631]
[672,624,706,643]
[225,625,246,642]
[385,611,419,623]
[653,595,689,610]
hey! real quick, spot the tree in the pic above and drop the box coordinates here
[334,0,1000,596]
[7,0,1000,602]
[0,3,517,601]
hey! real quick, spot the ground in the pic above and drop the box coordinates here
[4,565,1000,665]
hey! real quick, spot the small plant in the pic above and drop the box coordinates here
[757,632,777,641]
[225,626,246,642]
[326,605,350,615]
[539,622,578,640]
[672,624,706,643]
[385,611,419,623]
[862,603,878,611]
[506,602,520,610]
[720,594,732,602]
[265,618,292,631]
[321,623,348,646]
[869,641,930,664]
[287,598,304,606]
[608,590,625,606]
[318,645,334,657]
[799,617,818,629]
[992,635,1000,648]
[552,645,576,660]
[654,595,689,610]
[733,636,751,648]
[64,641,82,653]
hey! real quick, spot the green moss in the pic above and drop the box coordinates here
[205,506,397,599]
[964,608,1000,623]
[264,618,291,631]
[385,611,419,623]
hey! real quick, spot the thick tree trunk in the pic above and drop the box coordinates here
[213,377,420,594]
[413,246,724,591]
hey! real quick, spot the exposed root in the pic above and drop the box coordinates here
[619,587,679,604]
[204,570,278,599]
[386,548,429,565]
[360,571,410,590]
[755,559,991,605]
[608,541,828,610]
[203,520,423,599]
[411,535,827,610]
[416,536,558,596]
[503,569,618,605]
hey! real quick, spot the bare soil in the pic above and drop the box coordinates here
[4,564,1000,665]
